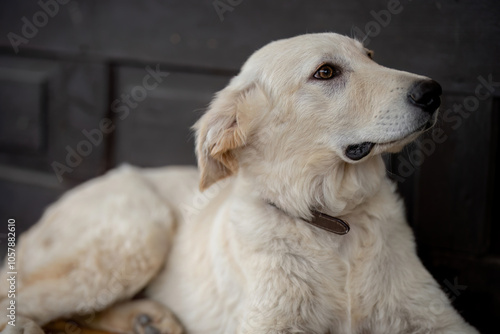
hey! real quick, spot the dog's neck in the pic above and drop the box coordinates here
[239,155,386,229]
[319,156,387,216]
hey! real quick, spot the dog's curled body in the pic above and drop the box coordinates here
[0,33,479,334]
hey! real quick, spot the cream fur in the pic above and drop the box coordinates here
[0,33,478,334]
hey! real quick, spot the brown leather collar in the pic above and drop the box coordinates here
[269,203,350,235]
[308,211,350,235]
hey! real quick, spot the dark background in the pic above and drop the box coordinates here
[0,0,499,332]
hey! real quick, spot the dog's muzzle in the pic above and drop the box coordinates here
[345,79,442,161]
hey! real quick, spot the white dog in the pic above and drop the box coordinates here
[0,33,479,334]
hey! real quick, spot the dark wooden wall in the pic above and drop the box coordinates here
[0,0,498,332]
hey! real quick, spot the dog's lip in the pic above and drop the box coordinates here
[376,123,428,146]
[377,121,433,146]
[345,121,434,161]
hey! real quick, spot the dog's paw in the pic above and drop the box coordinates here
[133,312,183,334]
[133,314,159,334]
[1,316,44,334]
[81,300,183,334]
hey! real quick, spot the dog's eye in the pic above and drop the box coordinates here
[313,65,337,80]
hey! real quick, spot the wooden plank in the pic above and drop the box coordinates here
[490,98,500,255]
[112,66,230,167]
[0,175,65,259]
[0,57,109,183]
[0,0,498,92]
[0,70,46,151]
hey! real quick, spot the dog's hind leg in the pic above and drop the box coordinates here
[74,299,183,334]
[0,166,175,329]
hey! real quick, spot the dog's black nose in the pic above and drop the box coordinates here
[408,79,442,113]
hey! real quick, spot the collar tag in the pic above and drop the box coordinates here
[307,211,350,235]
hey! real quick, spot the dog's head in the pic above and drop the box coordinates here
[194,33,441,216]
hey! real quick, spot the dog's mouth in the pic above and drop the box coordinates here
[345,121,434,161]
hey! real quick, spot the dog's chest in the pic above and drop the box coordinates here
[283,226,384,332]
[242,226,381,333]
[149,201,387,334]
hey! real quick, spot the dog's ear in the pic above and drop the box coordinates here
[194,82,267,191]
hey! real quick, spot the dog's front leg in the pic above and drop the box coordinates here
[237,302,304,334]
[238,317,328,334]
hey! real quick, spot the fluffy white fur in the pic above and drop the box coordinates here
[0,33,478,334]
